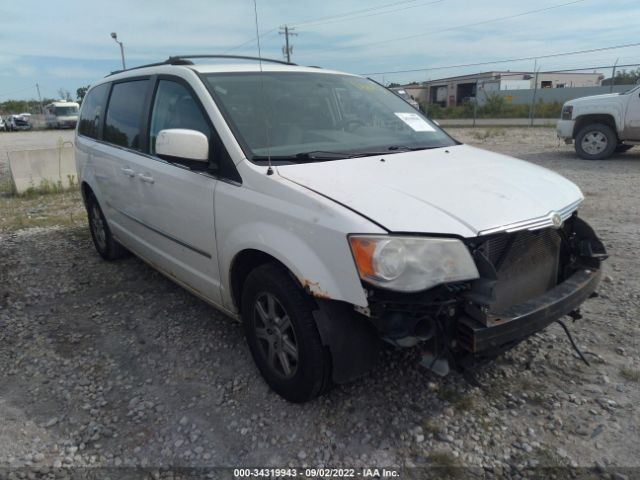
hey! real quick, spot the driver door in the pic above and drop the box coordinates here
[125,77,222,304]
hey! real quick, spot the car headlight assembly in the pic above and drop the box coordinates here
[561,105,573,120]
[349,235,479,292]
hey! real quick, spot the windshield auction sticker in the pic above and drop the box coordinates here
[394,112,435,132]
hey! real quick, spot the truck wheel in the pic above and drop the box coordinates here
[86,193,128,260]
[615,144,633,153]
[241,263,332,403]
[575,123,617,160]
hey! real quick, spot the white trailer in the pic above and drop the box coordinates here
[45,101,80,129]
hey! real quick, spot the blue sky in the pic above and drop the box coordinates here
[1,0,640,101]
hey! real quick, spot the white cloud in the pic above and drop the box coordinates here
[46,66,105,78]
[1,0,640,96]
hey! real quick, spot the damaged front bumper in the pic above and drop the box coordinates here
[457,266,601,354]
[363,214,606,365]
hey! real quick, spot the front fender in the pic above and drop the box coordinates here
[214,166,385,311]
[221,221,369,309]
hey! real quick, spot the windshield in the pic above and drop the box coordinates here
[204,72,455,161]
[55,106,79,116]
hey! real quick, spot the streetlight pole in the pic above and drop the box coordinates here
[110,32,126,70]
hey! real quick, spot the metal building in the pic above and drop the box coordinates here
[401,71,604,107]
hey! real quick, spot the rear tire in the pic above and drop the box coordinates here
[241,263,332,402]
[575,123,617,160]
[85,193,129,260]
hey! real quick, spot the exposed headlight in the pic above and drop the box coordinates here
[348,235,479,292]
[561,105,573,120]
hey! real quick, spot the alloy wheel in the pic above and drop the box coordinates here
[253,292,299,379]
[90,204,107,250]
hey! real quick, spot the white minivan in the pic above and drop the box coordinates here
[76,56,606,402]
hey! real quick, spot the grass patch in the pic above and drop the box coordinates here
[0,189,86,233]
[530,445,569,468]
[437,388,475,411]
[17,175,78,197]
[422,420,442,436]
[426,451,464,478]
[472,127,506,141]
[620,366,640,382]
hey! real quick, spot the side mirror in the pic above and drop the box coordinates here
[156,129,209,164]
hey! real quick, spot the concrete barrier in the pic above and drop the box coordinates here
[8,145,76,194]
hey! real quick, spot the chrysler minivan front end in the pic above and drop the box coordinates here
[77,57,606,402]
[204,67,606,377]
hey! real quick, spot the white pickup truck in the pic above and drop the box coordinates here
[557,85,640,159]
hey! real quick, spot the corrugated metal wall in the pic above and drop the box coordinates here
[476,84,635,106]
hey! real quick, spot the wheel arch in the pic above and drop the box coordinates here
[223,224,369,313]
[231,248,382,385]
[572,114,617,139]
[80,181,94,205]
[230,249,294,314]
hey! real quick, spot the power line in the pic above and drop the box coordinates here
[222,27,279,54]
[223,0,432,54]
[359,42,640,76]
[290,0,444,28]
[315,0,588,54]
[288,0,420,27]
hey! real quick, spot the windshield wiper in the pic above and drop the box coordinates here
[296,151,358,160]
[253,146,443,164]
[253,151,367,163]
[387,145,440,152]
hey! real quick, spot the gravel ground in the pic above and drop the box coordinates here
[0,128,639,478]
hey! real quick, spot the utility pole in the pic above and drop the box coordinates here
[529,62,541,127]
[279,25,297,63]
[610,58,619,93]
[35,83,44,114]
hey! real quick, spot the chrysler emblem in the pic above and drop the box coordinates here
[550,212,563,228]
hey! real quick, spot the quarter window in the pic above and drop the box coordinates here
[104,80,149,149]
[149,80,211,155]
[78,83,109,139]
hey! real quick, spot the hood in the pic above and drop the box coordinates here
[277,144,583,237]
[566,93,624,105]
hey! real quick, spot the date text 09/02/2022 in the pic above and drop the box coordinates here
[233,467,400,478]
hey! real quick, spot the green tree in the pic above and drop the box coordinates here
[76,85,90,104]
[602,68,640,86]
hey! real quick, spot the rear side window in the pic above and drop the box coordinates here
[149,80,211,155]
[78,83,109,139]
[104,80,149,150]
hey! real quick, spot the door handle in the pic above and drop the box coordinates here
[121,167,135,177]
[138,173,155,184]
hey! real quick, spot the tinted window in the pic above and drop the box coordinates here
[149,80,211,155]
[78,84,109,139]
[104,80,149,149]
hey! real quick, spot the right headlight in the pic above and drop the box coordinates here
[348,235,479,292]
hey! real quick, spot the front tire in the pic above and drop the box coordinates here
[241,263,332,402]
[85,193,128,260]
[575,123,617,160]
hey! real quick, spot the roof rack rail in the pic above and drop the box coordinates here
[106,54,296,77]
[167,55,297,66]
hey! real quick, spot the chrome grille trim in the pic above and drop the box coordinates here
[478,198,582,236]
